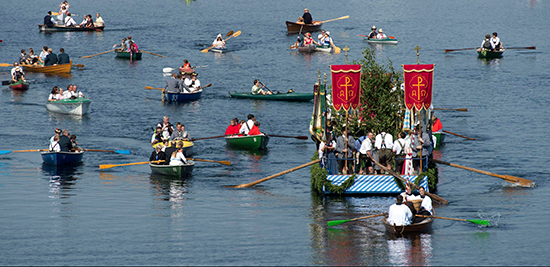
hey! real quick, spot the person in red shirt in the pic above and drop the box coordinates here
[225,118,240,136]
[432,114,442,132]
[248,121,262,136]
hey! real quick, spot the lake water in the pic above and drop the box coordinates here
[1,0,549,265]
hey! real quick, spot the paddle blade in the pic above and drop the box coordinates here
[0,150,12,155]
[468,219,490,226]
[232,31,242,38]
[200,48,209,53]
[327,219,351,227]
[219,161,231,166]
[0,63,13,67]
[226,30,234,37]
[99,164,117,170]
[114,150,131,155]
[334,46,341,54]
[74,64,84,68]
[2,81,10,86]
[357,34,366,37]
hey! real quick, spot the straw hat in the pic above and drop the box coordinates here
[378,29,383,33]
[326,31,330,36]
[371,25,376,30]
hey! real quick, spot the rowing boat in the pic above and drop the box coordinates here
[41,151,84,165]
[151,141,194,156]
[433,132,446,149]
[286,21,322,34]
[365,37,399,45]
[382,215,434,234]
[38,24,104,32]
[22,60,72,74]
[478,49,504,59]
[8,79,29,90]
[115,51,142,60]
[225,134,269,150]
[46,98,91,116]
[164,90,202,102]
[229,92,313,102]
[149,160,195,178]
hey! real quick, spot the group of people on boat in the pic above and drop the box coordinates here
[150,141,188,166]
[225,114,263,137]
[387,184,434,226]
[14,46,70,72]
[48,128,81,152]
[48,84,85,101]
[478,32,503,52]
[295,29,337,50]
[367,25,388,40]
[149,116,193,166]
[43,1,104,28]
[113,36,138,53]
[318,113,442,176]
[151,116,192,145]
[164,72,202,95]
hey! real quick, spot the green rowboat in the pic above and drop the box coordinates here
[116,51,142,60]
[433,132,446,149]
[477,49,504,59]
[149,160,195,178]
[229,92,313,102]
[225,134,269,150]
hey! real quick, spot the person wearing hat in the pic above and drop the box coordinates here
[212,34,225,49]
[368,26,377,39]
[50,128,63,145]
[376,28,387,39]
[302,32,319,47]
[149,144,167,164]
[10,62,25,83]
[302,8,313,24]
[490,32,502,51]
[44,11,56,27]
[478,34,492,51]
[183,73,201,93]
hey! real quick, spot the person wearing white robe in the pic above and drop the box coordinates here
[169,148,188,166]
[387,195,413,226]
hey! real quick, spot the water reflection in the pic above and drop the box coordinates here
[42,163,80,200]
[387,234,433,266]
[47,112,88,124]
[149,174,190,217]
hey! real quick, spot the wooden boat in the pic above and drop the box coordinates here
[382,215,434,234]
[433,132,446,149]
[151,141,194,156]
[365,37,399,45]
[41,151,84,166]
[229,92,314,102]
[478,49,504,59]
[164,90,202,102]
[8,80,29,90]
[22,60,72,74]
[298,45,316,53]
[115,51,142,60]
[286,21,322,34]
[46,97,91,116]
[38,24,105,32]
[225,134,269,150]
[149,160,195,178]
[211,47,228,53]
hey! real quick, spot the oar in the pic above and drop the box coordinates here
[80,49,115,58]
[372,160,449,204]
[416,214,489,226]
[140,50,165,57]
[0,63,14,67]
[199,30,236,53]
[442,130,476,140]
[290,41,299,50]
[82,149,130,155]
[0,149,47,155]
[319,15,349,24]
[333,45,341,54]
[505,46,536,50]
[99,160,164,170]
[259,82,274,94]
[191,135,226,141]
[444,47,478,53]
[431,159,535,187]
[434,108,468,112]
[72,64,84,68]
[228,159,321,188]
[357,34,366,37]
[327,213,386,227]
[189,158,230,166]
[201,30,241,53]
[269,134,308,140]
[146,86,164,91]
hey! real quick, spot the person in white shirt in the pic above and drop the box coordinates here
[39,46,49,62]
[418,186,433,214]
[169,147,188,166]
[359,132,375,174]
[62,85,72,99]
[94,13,104,27]
[70,84,85,98]
[392,131,406,174]
[387,195,413,226]
[375,131,394,172]
[10,63,25,83]
[50,128,62,144]
[376,29,387,39]
[56,88,67,100]
[490,32,502,51]
[239,114,255,135]
[212,34,225,49]
[49,136,61,152]
[183,73,201,93]
[64,13,77,27]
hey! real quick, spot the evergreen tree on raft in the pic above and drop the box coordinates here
[330,48,404,137]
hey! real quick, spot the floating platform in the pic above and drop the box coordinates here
[322,174,429,195]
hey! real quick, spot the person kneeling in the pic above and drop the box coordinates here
[387,195,413,226]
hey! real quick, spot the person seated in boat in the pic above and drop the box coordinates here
[163,140,178,165]
[49,136,61,152]
[248,121,262,136]
[59,1,70,13]
[56,87,69,100]
[19,49,29,64]
[170,122,191,141]
[10,63,25,83]
[367,26,377,39]
[432,114,442,133]
[58,129,73,152]
[251,79,272,95]
[302,8,313,24]
[165,73,181,94]
[125,36,136,48]
[50,128,62,144]
[179,59,193,74]
[212,34,225,49]
[387,195,413,226]
[151,126,165,146]
[113,38,127,51]
[478,34,492,52]
[376,29,387,39]
[418,186,433,215]
[48,87,60,101]
[79,14,94,28]
[295,16,305,25]
[302,32,319,47]
[317,30,333,47]
[94,13,104,27]
[157,116,174,140]
[225,118,241,136]
[44,11,56,27]
[183,73,201,93]
[127,41,138,53]
[169,146,188,166]
[25,48,42,65]
[44,48,58,66]
[150,144,167,165]
[57,48,70,64]
[64,12,78,27]
[400,183,420,216]
[490,32,502,52]
[62,84,73,99]
[70,84,85,98]
[39,46,49,63]
[70,134,82,151]
[239,114,255,135]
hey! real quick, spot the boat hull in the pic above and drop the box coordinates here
[286,21,322,34]
[41,151,84,166]
[9,80,29,90]
[211,47,228,53]
[298,45,316,53]
[365,38,399,45]
[225,134,269,150]
[46,98,91,116]
[433,132,446,149]
[38,24,104,32]
[383,216,434,234]
[323,174,430,195]
[164,91,202,102]
[116,51,142,60]
[478,49,504,59]
[230,92,313,102]
[149,161,195,178]
[22,60,72,74]
[315,46,332,52]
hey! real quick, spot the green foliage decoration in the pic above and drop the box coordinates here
[310,152,355,195]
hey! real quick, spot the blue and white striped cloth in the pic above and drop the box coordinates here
[325,174,429,194]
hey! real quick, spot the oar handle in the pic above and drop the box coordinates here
[442,130,476,140]
[349,213,386,222]
[191,135,226,141]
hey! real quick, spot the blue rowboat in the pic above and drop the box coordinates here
[41,151,84,166]
[163,90,202,102]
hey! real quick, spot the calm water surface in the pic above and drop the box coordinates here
[1,0,549,265]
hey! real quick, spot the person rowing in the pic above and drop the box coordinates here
[301,32,319,47]
[302,8,313,24]
[183,73,201,93]
[212,34,225,49]
[10,62,25,83]
[317,30,336,49]
[387,195,413,226]
[477,34,492,52]
[490,32,503,52]
[367,26,377,39]
[113,38,127,51]
[251,79,272,95]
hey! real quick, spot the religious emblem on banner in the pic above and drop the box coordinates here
[330,65,361,111]
[403,64,435,111]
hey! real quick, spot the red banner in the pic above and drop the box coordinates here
[330,65,361,111]
[403,64,435,111]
